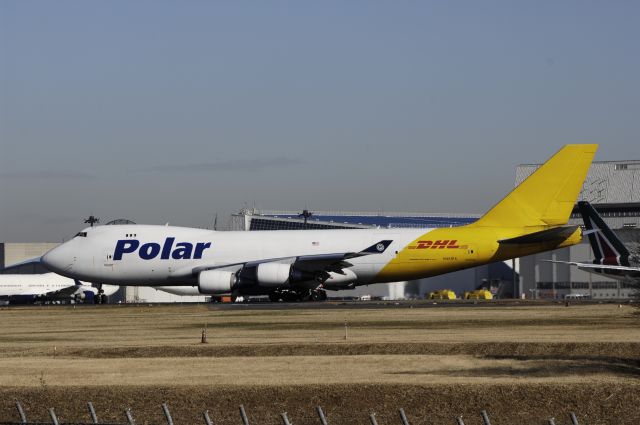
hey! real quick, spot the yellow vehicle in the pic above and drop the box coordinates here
[428,289,457,300]
[464,290,493,300]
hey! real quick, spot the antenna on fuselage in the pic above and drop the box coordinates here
[84,215,100,227]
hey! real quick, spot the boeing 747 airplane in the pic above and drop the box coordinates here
[42,145,597,301]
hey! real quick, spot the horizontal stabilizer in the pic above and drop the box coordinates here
[498,225,580,245]
[544,259,640,274]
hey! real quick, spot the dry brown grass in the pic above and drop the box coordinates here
[0,303,637,352]
[2,354,638,387]
[0,303,638,424]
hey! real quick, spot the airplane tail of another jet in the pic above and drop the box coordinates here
[578,201,630,266]
[471,144,598,229]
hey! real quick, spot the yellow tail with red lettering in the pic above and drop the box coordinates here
[375,144,597,283]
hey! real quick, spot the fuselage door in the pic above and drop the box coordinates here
[464,244,478,262]
[104,249,114,267]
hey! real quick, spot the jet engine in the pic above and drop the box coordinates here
[198,270,237,294]
[256,263,292,287]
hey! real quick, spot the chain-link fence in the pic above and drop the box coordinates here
[1,401,585,425]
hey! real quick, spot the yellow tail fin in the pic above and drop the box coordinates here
[472,144,598,228]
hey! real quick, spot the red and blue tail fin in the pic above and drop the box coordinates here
[577,201,630,266]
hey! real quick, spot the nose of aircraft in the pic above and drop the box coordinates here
[42,243,74,275]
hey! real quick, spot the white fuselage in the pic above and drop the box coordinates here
[0,273,75,297]
[0,273,118,299]
[42,225,428,288]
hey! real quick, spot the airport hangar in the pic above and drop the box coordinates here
[1,160,639,302]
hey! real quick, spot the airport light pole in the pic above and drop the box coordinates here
[512,258,518,298]
[299,209,313,229]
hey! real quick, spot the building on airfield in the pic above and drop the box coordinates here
[517,160,640,300]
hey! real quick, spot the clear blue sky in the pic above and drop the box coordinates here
[1,1,639,241]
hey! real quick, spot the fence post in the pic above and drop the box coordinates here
[570,412,580,425]
[369,412,379,425]
[125,408,136,425]
[316,406,328,425]
[15,401,27,424]
[281,412,292,425]
[203,410,213,425]
[87,401,98,424]
[48,408,60,425]
[239,405,250,425]
[455,416,465,425]
[162,403,174,425]
[399,408,410,425]
[480,410,491,425]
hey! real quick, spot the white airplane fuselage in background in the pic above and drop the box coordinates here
[0,272,118,303]
[42,145,598,300]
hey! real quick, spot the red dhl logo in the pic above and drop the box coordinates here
[410,240,460,249]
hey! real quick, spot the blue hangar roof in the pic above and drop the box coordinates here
[261,214,478,229]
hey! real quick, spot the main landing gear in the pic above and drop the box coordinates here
[268,288,328,302]
[93,285,107,304]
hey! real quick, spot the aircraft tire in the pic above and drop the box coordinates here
[268,292,281,302]
[309,289,327,302]
[283,291,300,302]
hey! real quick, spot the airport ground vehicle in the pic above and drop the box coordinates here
[464,290,493,300]
[428,289,457,300]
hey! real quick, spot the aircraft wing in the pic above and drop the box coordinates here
[182,240,394,278]
[4,256,43,268]
[43,284,83,298]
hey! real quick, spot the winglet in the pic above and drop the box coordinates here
[360,240,393,254]
[471,144,597,228]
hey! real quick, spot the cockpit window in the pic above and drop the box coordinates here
[75,232,87,237]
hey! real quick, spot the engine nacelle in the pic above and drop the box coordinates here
[198,270,236,294]
[321,269,357,289]
[256,263,292,287]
